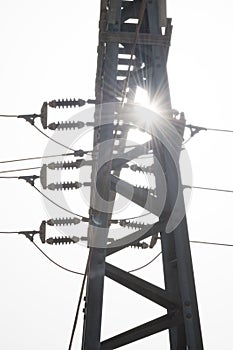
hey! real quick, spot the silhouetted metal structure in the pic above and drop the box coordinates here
[82,1,204,349]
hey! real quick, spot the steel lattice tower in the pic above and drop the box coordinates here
[81,1,204,349]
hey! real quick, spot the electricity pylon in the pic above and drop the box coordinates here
[81,1,204,349]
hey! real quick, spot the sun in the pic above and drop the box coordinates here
[134,86,161,115]
[134,86,150,107]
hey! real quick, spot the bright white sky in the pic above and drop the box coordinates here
[0,1,233,349]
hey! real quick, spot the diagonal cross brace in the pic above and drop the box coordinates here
[105,263,178,309]
[100,312,181,349]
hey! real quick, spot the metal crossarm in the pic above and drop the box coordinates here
[106,220,165,256]
[110,174,162,215]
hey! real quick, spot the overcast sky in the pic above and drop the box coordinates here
[0,1,233,349]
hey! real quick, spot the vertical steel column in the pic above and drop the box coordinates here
[161,137,204,349]
[81,1,122,349]
[145,1,203,347]
[146,0,172,114]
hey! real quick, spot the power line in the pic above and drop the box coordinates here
[0,151,91,165]
[33,125,76,152]
[185,184,233,194]
[1,174,233,219]
[33,185,87,219]
[190,240,233,248]
[127,251,162,273]
[0,231,19,234]
[1,232,232,280]
[1,173,233,219]
[1,112,77,151]
[31,241,85,275]
[121,211,152,221]
[0,176,19,179]
[2,113,233,134]
[185,123,233,134]
[0,114,18,118]
[29,238,233,281]
[68,248,92,350]
[33,184,151,224]
[0,166,41,174]
[127,238,233,275]
[0,152,73,164]
[182,136,192,145]
[204,126,233,133]
[0,175,158,223]
[185,123,233,143]
[30,241,161,278]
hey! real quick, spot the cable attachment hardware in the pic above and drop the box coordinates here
[74,149,91,157]
[18,230,39,242]
[18,220,46,243]
[47,181,82,191]
[186,124,207,137]
[39,221,46,243]
[47,217,81,226]
[119,220,146,229]
[149,232,159,248]
[17,113,39,126]
[130,164,154,174]
[46,236,79,245]
[130,242,149,249]
[18,175,39,186]
[49,98,86,109]
[17,102,48,128]
[40,102,48,129]
[40,165,47,189]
